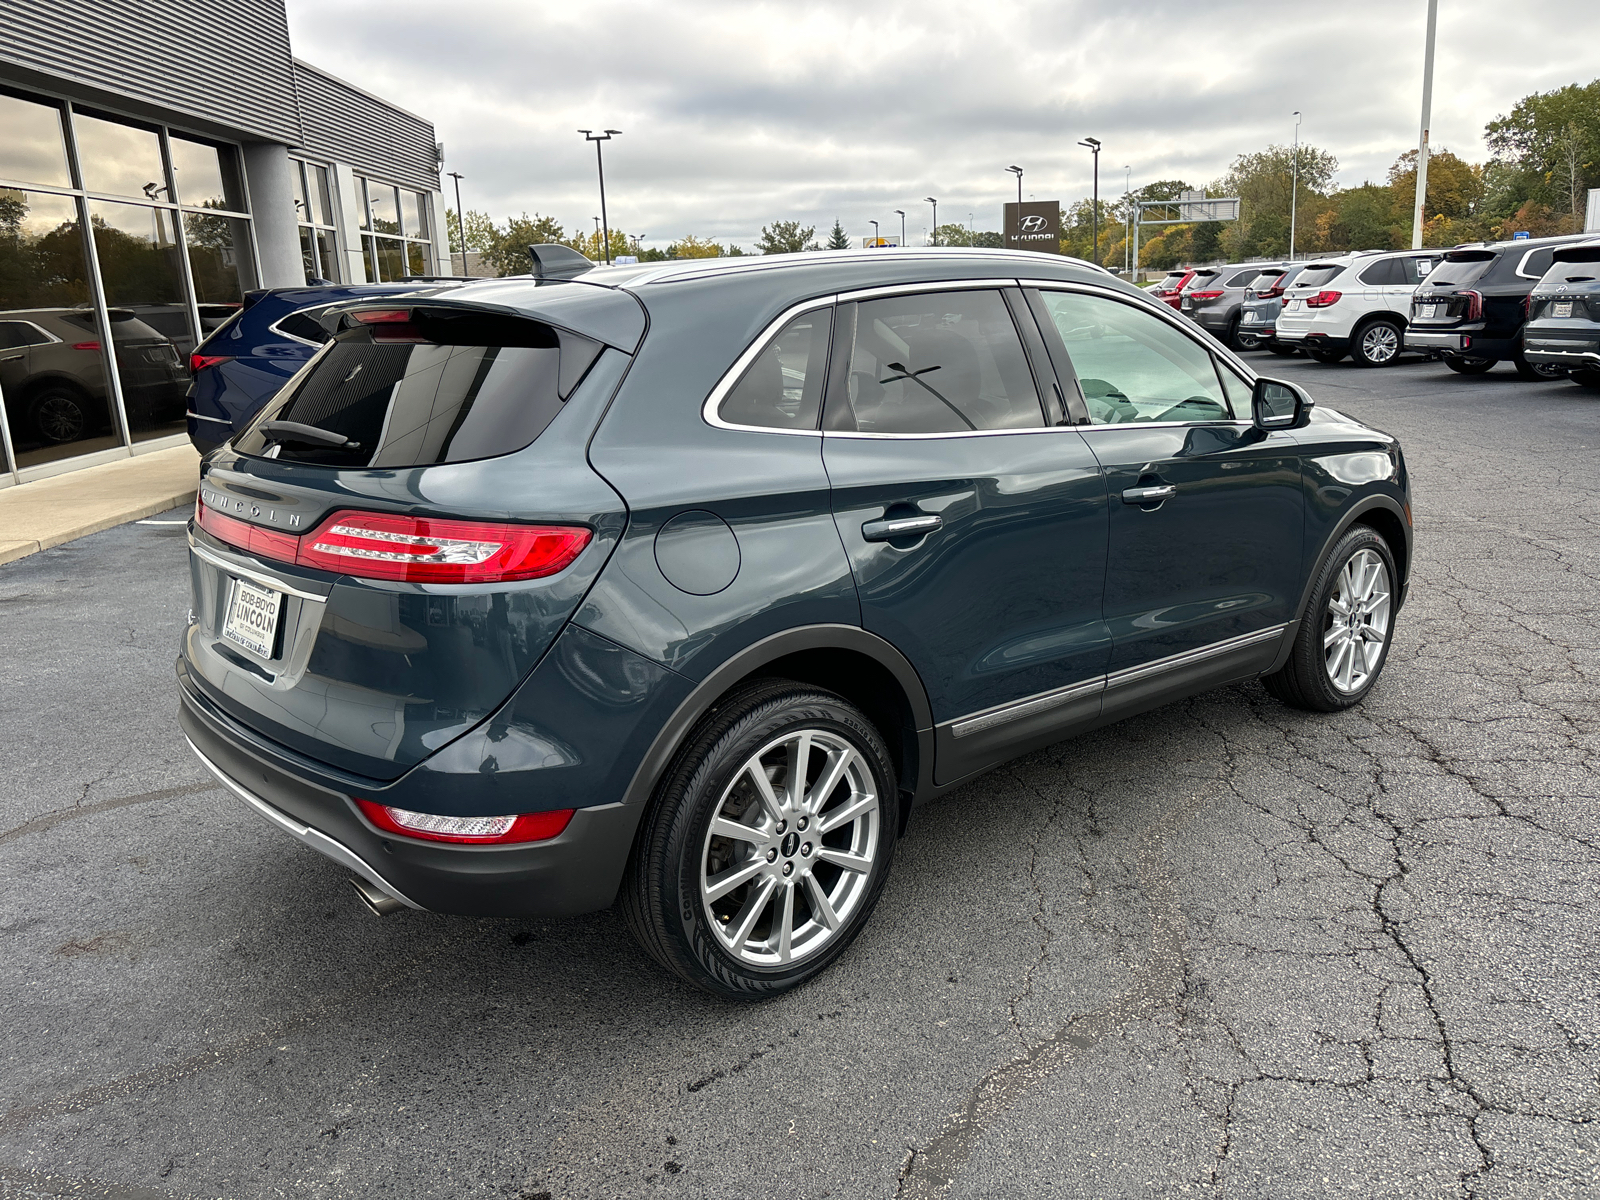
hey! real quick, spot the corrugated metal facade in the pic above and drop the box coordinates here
[293,60,439,194]
[0,0,301,143]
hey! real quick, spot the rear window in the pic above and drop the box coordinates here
[1295,265,1344,289]
[1515,247,1559,280]
[1425,255,1495,287]
[232,307,603,468]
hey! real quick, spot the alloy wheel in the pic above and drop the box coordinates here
[36,393,86,443]
[1323,548,1391,693]
[699,728,880,967]
[1360,323,1400,365]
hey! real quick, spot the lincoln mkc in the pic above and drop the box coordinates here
[179,247,1412,997]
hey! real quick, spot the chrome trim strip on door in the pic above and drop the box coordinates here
[186,410,232,425]
[189,535,329,603]
[186,736,424,910]
[943,624,1290,739]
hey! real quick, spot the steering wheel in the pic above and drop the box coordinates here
[1078,378,1139,424]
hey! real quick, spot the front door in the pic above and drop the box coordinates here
[1032,286,1303,717]
[821,286,1110,784]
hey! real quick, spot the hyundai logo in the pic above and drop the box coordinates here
[1020,215,1048,233]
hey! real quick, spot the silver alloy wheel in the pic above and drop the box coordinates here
[1361,323,1400,364]
[699,728,880,967]
[1323,548,1391,693]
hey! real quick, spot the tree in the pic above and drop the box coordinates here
[668,234,723,259]
[756,220,818,254]
[1386,149,1483,223]
[825,219,850,250]
[1215,144,1338,259]
[933,223,975,247]
[482,213,574,276]
[444,208,496,254]
[1486,79,1600,213]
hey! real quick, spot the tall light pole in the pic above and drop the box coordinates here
[1290,112,1301,261]
[578,129,620,264]
[869,219,880,247]
[1006,165,1023,206]
[1079,137,1101,263]
[1123,166,1132,276]
[447,170,467,275]
[894,209,906,248]
[925,197,938,245]
[1411,0,1439,249]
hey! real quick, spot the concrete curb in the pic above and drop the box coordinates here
[0,488,197,566]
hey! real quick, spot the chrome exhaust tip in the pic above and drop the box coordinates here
[350,876,406,917]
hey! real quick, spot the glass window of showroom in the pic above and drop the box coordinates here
[0,88,256,475]
[359,176,433,280]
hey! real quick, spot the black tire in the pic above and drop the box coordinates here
[622,679,899,999]
[29,385,91,444]
[1351,319,1404,368]
[1262,524,1398,713]
[1571,368,1600,391]
[1267,341,1300,357]
[1512,351,1565,381]
[1307,344,1346,364]
[1444,356,1495,375]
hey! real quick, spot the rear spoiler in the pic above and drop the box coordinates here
[1552,243,1600,265]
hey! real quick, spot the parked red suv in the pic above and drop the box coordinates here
[1147,269,1194,310]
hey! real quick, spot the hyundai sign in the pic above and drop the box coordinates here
[1004,201,1061,253]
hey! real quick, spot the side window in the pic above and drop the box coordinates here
[0,322,28,349]
[1225,269,1261,287]
[718,307,832,430]
[1359,258,1400,286]
[275,308,332,345]
[1039,290,1234,425]
[1407,257,1440,284]
[827,289,1044,434]
[1519,248,1556,279]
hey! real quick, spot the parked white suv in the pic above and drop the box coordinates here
[1275,249,1444,366]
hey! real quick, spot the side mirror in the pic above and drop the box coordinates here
[1252,377,1314,430]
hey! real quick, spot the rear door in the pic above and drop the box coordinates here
[821,284,1111,783]
[1033,286,1303,717]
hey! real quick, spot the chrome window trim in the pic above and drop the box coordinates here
[942,624,1288,738]
[823,424,1092,442]
[0,319,63,346]
[267,307,329,347]
[189,534,330,603]
[701,294,838,436]
[832,277,1028,304]
[186,736,424,911]
[186,410,231,425]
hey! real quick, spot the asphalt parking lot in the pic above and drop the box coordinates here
[2,353,1597,1200]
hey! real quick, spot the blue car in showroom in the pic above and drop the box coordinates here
[179,246,1412,997]
[185,282,439,453]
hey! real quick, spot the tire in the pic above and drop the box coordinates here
[1512,351,1566,381]
[1262,524,1398,713]
[1444,356,1495,375]
[1307,344,1346,364]
[1351,319,1403,367]
[1267,342,1300,357]
[30,385,90,444]
[1235,328,1264,351]
[622,679,898,999]
[1571,368,1600,391]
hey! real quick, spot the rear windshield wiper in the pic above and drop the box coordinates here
[258,420,362,451]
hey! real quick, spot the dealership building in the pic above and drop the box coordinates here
[0,0,450,485]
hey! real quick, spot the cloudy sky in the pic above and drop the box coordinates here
[287,0,1600,250]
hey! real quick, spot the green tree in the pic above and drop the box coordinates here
[668,234,724,259]
[482,212,574,276]
[825,219,850,250]
[1215,144,1338,258]
[444,208,496,254]
[1486,79,1600,213]
[756,220,818,254]
[1387,149,1484,223]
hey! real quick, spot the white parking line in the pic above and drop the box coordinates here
[136,519,189,526]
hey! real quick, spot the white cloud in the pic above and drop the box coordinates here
[289,0,1600,248]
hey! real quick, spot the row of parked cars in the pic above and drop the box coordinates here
[1148,233,1600,391]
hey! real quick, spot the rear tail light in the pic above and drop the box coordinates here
[1463,290,1483,321]
[1189,290,1224,300]
[195,500,591,584]
[71,341,101,351]
[1522,294,1534,319]
[190,352,232,372]
[355,800,574,845]
[1305,290,1342,308]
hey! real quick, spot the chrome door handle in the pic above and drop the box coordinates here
[1121,485,1175,504]
[0,353,22,362]
[862,514,943,542]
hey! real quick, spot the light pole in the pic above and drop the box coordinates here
[925,197,938,245]
[1411,0,1439,249]
[1079,137,1101,263]
[1123,166,1131,276]
[1005,165,1023,206]
[894,209,906,248]
[869,219,879,247]
[578,128,620,264]
[1290,112,1301,262]
[447,170,466,274]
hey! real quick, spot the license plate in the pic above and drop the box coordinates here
[1285,299,1302,311]
[1554,301,1573,318]
[222,577,283,660]
[1419,305,1437,319]
[1242,311,1258,323]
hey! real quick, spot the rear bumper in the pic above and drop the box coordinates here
[179,682,645,917]
[1523,331,1600,368]
[1274,329,1349,352]
[1404,330,1513,359]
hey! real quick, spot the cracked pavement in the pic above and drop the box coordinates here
[1,357,1596,1198]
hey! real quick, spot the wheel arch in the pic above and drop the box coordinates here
[1355,310,1411,332]
[617,624,935,830]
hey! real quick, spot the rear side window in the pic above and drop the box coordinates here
[1517,247,1558,279]
[1359,258,1403,286]
[273,307,331,345]
[233,307,602,468]
[1426,255,1495,287]
[825,289,1044,434]
[717,307,831,430]
[0,321,53,348]
[1225,269,1261,287]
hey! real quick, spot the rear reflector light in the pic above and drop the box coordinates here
[195,500,591,584]
[72,341,101,351]
[190,352,232,372]
[355,800,575,845]
[1189,290,1224,300]
[351,309,413,323]
[1305,290,1342,308]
